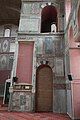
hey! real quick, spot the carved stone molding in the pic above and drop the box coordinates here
[36,55,55,72]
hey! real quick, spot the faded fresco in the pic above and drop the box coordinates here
[44,37,53,54]
[36,37,43,54]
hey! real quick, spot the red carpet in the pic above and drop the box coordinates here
[0,112,71,120]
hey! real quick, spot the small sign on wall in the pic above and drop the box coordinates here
[13,84,32,91]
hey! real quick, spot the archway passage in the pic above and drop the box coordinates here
[36,65,53,112]
[41,5,57,33]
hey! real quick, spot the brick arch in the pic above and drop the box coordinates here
[35,64,53,112]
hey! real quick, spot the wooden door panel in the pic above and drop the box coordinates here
[36,65,53,112]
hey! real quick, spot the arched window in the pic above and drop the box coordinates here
[41,5,57,33]
[4,28,11,37]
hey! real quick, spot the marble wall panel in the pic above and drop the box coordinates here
[0,38,11,52]
[55,58,64,76]
[0,54,14,70]
[10,91,32,112]
[11,25,18,37]
[53,89,66,113]
[22,3,40,15]
[67,90,72,118]
[53,77,65,84]
[0,25,4,37]
[44,37,53,54]
[1,39,10,52]
[36,37,43,54]
[19,18,39,32]
[55,40,63,55]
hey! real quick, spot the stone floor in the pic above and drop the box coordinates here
[0,112,71,120]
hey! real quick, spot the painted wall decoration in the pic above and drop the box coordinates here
[23,3,32,14]
[36,37,43,54]
[2,39,10,52]
[31,3,40,14]
[20,95,26,106]
[55,40,63,54]
[44,37,53,54]
[0,54,13,70]
[55,58,64,76]
[0,54,8,70]
[0,38,14,70]
[0,38,10,52]
[8,55,14,70]
[10,92,32,111]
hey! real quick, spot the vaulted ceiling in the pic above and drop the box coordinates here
[0,0,65,26]
[0,0,21,25]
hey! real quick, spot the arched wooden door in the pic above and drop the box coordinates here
[36,65,53,112]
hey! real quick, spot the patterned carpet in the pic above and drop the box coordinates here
[0,112,71,120]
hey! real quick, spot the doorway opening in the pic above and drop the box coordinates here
[35,65,53,112]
